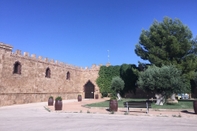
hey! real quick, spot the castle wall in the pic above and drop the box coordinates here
[0,43,100,106]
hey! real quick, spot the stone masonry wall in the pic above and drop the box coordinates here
[0,42,100,106]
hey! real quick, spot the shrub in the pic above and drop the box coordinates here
[55,96,62,101]
[110,76,124,99]
[101,92,108,97]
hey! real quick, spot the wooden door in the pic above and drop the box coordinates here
[84,81,95,98]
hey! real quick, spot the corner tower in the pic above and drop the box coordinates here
[0,43,13,82]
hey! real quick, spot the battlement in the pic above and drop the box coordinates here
[0,42,13,51]
[0,42,101,71]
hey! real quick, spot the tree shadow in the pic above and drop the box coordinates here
[106,109,110,112]
[106,108,147,114]
[181,110,196,115]
[118,109,147,114]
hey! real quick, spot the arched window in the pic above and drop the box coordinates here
[13,61,21,74]
[45,67,51,78]
[66,71,70,80]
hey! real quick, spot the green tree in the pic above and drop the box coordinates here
[110,76,124,99]
[135,17,197,80]
[120,64,138,95]
[96,65,120,97]
[137,65,190,98]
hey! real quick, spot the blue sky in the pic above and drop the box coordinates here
[0,0,197,68]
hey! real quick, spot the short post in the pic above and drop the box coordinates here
[126,102,129,113]
[146,101,149,114]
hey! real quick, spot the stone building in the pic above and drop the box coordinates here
[0,42,100,106]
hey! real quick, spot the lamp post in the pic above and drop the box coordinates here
[107,50,110,64]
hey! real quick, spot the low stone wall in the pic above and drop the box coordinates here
[0,92,81,106]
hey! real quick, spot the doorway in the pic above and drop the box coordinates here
[84,80,95,98]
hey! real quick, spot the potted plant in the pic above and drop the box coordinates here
[109,93,118,112]
[48,96,54,106]
[55,96,62,110]
[78,94,82,102]
[95,94,99,99]
[109,76,124,112]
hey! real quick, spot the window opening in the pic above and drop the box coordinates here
[13,61,21,74]
[66,71,70,80]
[45,67,51,78]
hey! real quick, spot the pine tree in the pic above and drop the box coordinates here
[135,17,197,79]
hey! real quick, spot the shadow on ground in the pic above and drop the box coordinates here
[181,110,196,115]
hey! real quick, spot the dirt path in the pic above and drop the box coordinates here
[46,98,197,118]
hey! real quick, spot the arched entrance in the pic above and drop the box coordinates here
[84,80,95,99]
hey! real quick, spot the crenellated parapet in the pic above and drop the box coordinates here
[0,42,101,71]
[0,42,13,52]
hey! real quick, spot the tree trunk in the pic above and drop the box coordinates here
[166,94,178,104]
[155,94,165,105]
[117,93,122,100]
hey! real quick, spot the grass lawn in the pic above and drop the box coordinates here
[152,100,193,109]
[86,98,194,109]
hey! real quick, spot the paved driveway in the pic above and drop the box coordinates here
[0,101,197,131]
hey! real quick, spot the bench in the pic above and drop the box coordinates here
[123,100,152,113]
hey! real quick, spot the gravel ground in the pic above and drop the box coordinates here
[0,98,197,131]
